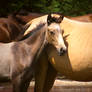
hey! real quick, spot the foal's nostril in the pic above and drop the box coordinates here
[59,48,67,56]
[60,48,63,52]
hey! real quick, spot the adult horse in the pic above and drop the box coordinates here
[0,13,66,92]
[0,12,44,43]
[33,16,92,92]
[0,14,23,43]
[16,12,44,23]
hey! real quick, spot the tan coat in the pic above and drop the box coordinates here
[24,15,92,81]
[47,17,92,81]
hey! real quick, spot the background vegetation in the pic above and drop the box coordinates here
[0,0,92,17]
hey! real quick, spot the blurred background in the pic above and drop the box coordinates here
[0,0,92,17]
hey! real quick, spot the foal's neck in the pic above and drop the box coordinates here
[24,24,47,58]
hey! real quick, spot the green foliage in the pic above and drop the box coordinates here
[0,0,92,16]
[30,0,92,16]
[47,0,61,13]
[30,0,61,13]
[59,0,92,16]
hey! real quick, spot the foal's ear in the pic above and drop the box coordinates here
[47,13,64,25]
[57,15,64,23]
[47,13,52,25]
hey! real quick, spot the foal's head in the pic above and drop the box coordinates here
[46,14,67,55]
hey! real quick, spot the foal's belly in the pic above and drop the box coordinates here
[47,30,92,81]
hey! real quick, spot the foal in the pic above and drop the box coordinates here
[0,14,66,92]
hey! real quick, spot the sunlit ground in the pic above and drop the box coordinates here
[0,79,92,92]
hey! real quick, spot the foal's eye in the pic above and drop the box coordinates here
[50,31,55,35]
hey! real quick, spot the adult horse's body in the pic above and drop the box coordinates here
[0,15,23,43]
[16,12,44,23]
[34,17,92,92]
[0,12,44,43]
[0,14,66,92]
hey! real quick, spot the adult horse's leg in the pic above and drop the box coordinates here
[34,52,48,92]
[43,62,57,92]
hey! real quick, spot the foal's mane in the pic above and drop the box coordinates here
[19,22,46,41]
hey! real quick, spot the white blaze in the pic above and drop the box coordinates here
[58,33,66,50]
[55,24,66,50]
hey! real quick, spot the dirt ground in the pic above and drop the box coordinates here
[0,79,92,92]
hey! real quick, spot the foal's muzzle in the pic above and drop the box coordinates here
[58,47,67,56]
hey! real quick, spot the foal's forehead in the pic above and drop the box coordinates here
[51,14,61,19]
[48,23,61,31]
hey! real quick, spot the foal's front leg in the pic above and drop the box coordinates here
[12,73,33,92]
[34,59,57,92]
[43,62,57,92]
[34,52,48,92]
